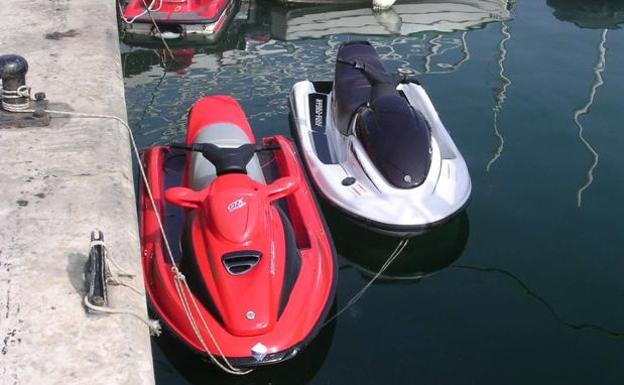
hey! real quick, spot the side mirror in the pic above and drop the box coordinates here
[165,187,202,209]
[267,176,299,202]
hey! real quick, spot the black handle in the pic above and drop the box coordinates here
[170,142,280,153]
[168,142,281,176]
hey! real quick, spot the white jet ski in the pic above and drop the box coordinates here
[289,41,471,234]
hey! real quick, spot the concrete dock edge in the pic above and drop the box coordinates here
[0,1,155,384]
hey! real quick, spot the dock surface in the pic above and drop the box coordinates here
[0,0,154,384]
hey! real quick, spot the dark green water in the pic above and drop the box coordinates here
[122,0,624,383]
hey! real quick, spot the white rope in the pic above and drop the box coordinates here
[107,276,144,295]
[35,107,411,371]
[25,106,415,371]
[91,238,136,278]
[323,237,410,326]
[87,234,150,323]
[172,271,252,375]
[84,296,162,336]
[117,0,163,24]
[1,85,32,112]
[40,108,252,375]
[118,0,179,69]
[106,252,136,278]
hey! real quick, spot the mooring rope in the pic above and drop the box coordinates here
[324,237,410,326]
[16,107,411,373]
[37,108,252,375]
[117,0,163,25]
[0,85,33,112]
[86,236,158,331]
[84,296,162,336]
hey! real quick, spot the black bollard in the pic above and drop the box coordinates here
[0,54,50,128]
[0,55,30,110]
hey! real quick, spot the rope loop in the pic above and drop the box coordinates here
[1,85,33,112]
[84,296,163,336]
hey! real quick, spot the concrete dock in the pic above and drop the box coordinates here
[0,1,154,384]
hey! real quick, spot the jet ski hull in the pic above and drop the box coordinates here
[289,80,471,234]
[140,96,337,366]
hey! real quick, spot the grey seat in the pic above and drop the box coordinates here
[190,123,265,190]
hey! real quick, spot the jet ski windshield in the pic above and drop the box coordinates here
[355,95,432,189]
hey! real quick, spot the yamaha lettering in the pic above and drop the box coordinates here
[308,93,327,133]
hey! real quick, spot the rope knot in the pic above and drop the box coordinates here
[149,319,163,336]
[171,266,186,281]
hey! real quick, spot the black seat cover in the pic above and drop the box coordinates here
[334,41,433,189]
[334,41,390,135]
[355,98,433,189]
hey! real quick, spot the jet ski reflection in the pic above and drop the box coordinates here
[326,204,470,282]
[152,301,337,384]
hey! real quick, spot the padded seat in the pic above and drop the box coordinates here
[334,41,390,135]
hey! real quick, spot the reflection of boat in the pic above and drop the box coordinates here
[119,3,247,86]
[120,0,245,46]
[485,20,511,172]
[547,0,623,206]
[273,0,397,11]
[327,202,469,281]
[269,0,511,40]
[547,0,624,29]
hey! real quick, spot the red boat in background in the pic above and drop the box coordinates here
[121,0,240,42]
[140,95,337,367]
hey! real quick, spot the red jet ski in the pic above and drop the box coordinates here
[121,0,239,42]
[140,95,337,367]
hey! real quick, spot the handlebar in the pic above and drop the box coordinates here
[170,142,280,153]
[169,142,281,176]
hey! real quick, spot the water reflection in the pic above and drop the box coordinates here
[485,20,512,172]
[121,0,514,146]
[269,0,511,39]
[547,0,624,206]
[573,30,606,207]
[153,303,337,384]
[548,0,624,29]
[454,264,624,338]
[122,1,624,383]
[325,204,470,281]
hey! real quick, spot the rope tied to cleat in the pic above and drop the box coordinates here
[117,0,163,25]
[83,230,162,336]
[27,107,411,375]
[38,108,253,375]
[0,85,33,112]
